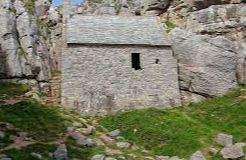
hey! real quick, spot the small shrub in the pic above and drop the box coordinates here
[23,0,35,14]
[51,69,62,77]
[165,17,177,32]
[8,7,17,14]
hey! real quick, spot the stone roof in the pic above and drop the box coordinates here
[66,15,171,46]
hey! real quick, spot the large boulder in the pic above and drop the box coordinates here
[170,28,238,98]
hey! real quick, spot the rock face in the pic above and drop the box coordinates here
[73,0,172,16]
[220,144,245,159]
[215,133,233,147]
[170,28,237,99]
[0,0,53,89]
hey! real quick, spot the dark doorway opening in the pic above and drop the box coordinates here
[132,53,141,70]
[155,59,159,64]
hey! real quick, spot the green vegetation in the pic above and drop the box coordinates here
[0,82,245,159]
[22,0,35,14]
[0,82,30,98]
[0,101,68,141]
[67,142,105,160]
[8,7,17,14]
[4,144,56,160]
[99,89,246,157]
[165,17,177,32]
[0,82,106,159]
[18,47,27,59]
[51,69,62,77]
[36,17,51,40]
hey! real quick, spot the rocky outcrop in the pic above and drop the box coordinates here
[0,0,50,80]
[170,28,238,100]
[0,0,63,93]
[73,0,172,16]
[162,1,245,101]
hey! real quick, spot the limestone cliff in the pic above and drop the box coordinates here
[0,0,62,92]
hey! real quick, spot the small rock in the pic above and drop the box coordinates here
[0,155,8,158]
[170,156,185,160]
[67,127,75,133]
[69,131,86,140]
[72,122,83,128]
[220,144,244,159]
[0,131,5,139]
[78,118,87,124]
[190,151,206,160]
[116,142,131,149]
[77,138,95,147]
[69,130,94,146]
[145,157,155,160]
[100,135,115,145]
[235,142,246,148]
[31,152,42,159]
[54,144,68,160]
[0,154,11,160]
[108,129,120,137]
[127,153,137,158]
[105,147,123,156]
[141,149,150,153]
[79,126,94,135]
[118,155,127,160]
[209,148,218,155]
[0,158,12,160]
[105,157,117,160]
[156,156,170,160]
[215,133,233,147]
[24,91,41,102]
[91,154,105,160]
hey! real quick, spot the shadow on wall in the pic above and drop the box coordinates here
[0,44,8,78]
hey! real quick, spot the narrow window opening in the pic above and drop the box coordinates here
[131,53,141,70]
[155,59,159,64]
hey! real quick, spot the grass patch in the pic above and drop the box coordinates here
[2,144,56,160]
[0,101,68,141]
[99,89,246,157]
[0,82,30,99]
[0,130,15,149]
[51,69,62,77]
[65,137,105,159]
[67,145,105,160]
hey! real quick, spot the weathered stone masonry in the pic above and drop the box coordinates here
[62,16,181,115]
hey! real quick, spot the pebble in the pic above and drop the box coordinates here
[108,129,120,137]
[91,154,105,160]
[0,131,5,139]
[116,142,131,149]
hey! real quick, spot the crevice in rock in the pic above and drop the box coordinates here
[180,88,213,98]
